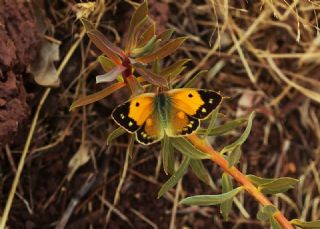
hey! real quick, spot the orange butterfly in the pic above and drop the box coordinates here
[112,88,222,145]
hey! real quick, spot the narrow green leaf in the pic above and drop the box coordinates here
[106,127,127,145]
[158,28,175,41]
[204,104,220,138]
[135,65,167,87]
[171,138,210,160]
[197,117,247,136]
[180,187,244,206]
[158,157,190,198]
[259,177,299,194]
[98,55,116,72]
[190,159,214,188]
[246,175,280,186]
[126,0,148,51]
[221,112,255,154]
[136,37,187,64]
[247,175,299,194]
[131,35,157,58]
[220,173,233,220]
[290,219,320,228]
[70,81,126,110]
[257,205,278,221]
[87,29,124,64]
[227,145,242,167]
[183,70,208,88]
[161,136,175,175]
[161,59,191,79]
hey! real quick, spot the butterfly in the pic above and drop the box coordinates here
[111,88,222,145]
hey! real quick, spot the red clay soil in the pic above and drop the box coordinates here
[0,0,39,145]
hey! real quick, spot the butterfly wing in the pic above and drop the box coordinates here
[111,93,155,133]
[165,106,200,137]
[136,111,164,145]
[165,88,221,136]
[167,88,222,119]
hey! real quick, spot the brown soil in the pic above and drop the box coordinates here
[0,0,39,145]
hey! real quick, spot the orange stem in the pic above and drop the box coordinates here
[187,134,293,229]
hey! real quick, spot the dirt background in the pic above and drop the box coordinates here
[1,0,320,229]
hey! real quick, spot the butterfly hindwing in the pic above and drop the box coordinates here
[166,106,200,137]
[136,111,164,145]
[111,93,155,133]
[167,88,222,119]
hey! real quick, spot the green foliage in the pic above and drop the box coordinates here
[290,219,320,229]
[190,159,214,188]
[257,205,282,229]
[180,187,244,206]
[203,103,220,138]
[197,117,247,136]
[106,127,126,145]
[161,59,190,80]
[98,55,116,72]
[131,35,157,58]
[247,175,299,194]
[171,138,210,160]
[257,205,278,221]
[161,136,175,175]
[158,157,190,198]
[220,173,233,220]
[158,28,175,41]
[221,112,255,154]
[226,146,242,167]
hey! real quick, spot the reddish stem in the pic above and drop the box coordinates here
[187,134,294,229]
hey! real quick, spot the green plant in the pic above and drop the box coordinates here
[69,1,319,229]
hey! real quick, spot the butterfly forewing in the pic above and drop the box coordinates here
[111,93,155,133]
[167,88,222,119]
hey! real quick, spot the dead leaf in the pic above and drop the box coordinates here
[236,90,262,117]
[30,40,60,87]
[74,2,96,20]
[67,143,92,181]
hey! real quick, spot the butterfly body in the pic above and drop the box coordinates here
[112,89,222,145]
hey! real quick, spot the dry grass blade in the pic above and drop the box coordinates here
[267,56,320,103]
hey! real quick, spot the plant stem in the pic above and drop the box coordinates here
[0,88,51,229]
[187,134,294,229]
